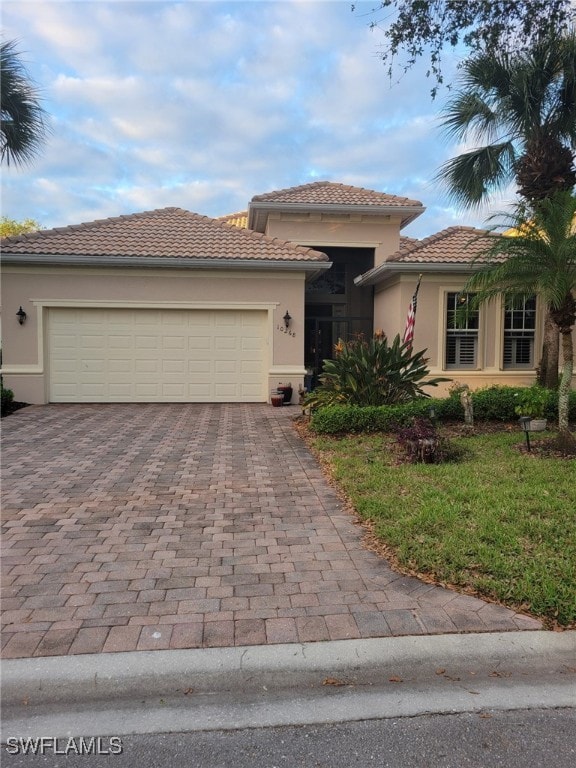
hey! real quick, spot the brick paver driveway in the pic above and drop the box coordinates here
[1,404,540,658]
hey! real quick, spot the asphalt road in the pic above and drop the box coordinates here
[3,708,575,768]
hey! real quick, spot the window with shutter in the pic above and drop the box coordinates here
[445,292,478,369]
[503,295,536,369]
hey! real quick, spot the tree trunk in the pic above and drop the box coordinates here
[536,310,560,389]
[557,329,573,436]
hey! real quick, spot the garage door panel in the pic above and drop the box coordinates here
[164,383,188,396]
[214,337,238,350]
[189,360,211,374]
[135,335,158,349]
[189,337,212,350]
[188,315,210,328]
[80,335,105,349]
[242,337,264,351]
[134,310,161,324]
[135,360,159,373]
[109,384,132,397]
[49,308,267,402]
[81,359,105,373]
[188,383,212,398]
[134,382,161,397]
[80,383,106,397]
[163,360,186,374]
[214,382,237,397]
[241,360,262,374]
[52,358,77,373]
[109,361,132,374]
[52,334,77,348]
[109,335,131,349]
[215,360,237,374]
[163,336,186,350]
[214,314,237,327]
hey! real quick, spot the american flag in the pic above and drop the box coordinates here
[403,275,422,349]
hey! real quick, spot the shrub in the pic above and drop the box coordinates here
[397,418,441,463]
[471,385,574,422]
[1,382,14,417]
[308,386,576,435]
[304,333,449,409]
[396,418,468,464]
[471,386,525,421]
[513,385,549,418]
[310,401,434,434]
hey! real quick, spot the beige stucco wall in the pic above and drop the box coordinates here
[264,212,403,266]
[374,273,576,397]
[1,265,307,404]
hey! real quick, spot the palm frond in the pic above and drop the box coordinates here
[463,192,576,312]
[436,143,516,208]
[440,93,498,143]
[437,30,576,208]
[0,40,49,166]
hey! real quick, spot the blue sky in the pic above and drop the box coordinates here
[2,0,513,239]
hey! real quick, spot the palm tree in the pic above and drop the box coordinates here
[437,30,576,387]
[1,40,49,166]
[463,192,576,447]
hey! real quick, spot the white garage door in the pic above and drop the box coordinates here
[48,308,268,402]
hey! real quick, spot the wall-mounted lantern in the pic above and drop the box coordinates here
[283,311,292,329]
[16,306,27,325]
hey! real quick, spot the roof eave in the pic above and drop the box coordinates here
[248,202,425,233]
[354,261,481,287]
[1,253,332,273]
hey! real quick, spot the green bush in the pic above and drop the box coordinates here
[304,333,449,409]
[1,382,14,416]
[309,385,576,434]
[471,385,575,422]
[471,386,525,421]
[513,385,549,418]
[311,400,437,434]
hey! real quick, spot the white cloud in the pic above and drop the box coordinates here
[1,0,506,239]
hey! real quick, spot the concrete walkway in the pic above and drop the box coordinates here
[1,404,540,660]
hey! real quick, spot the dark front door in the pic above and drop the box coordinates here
[305,310,373,388]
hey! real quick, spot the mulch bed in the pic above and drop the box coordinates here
[1,401,30,418]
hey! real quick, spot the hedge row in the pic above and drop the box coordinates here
[309,386,576,434]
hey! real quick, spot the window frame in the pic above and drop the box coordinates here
[502,294,537,370]
[444,291,479,370]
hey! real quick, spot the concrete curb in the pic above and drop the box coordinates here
[3,631,575,709]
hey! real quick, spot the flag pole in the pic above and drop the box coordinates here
[402,274,422,349]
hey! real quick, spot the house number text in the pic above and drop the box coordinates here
[277,325,296,337]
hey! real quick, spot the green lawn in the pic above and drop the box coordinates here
[309,430,576,627]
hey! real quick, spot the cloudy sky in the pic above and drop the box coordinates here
[2,0,512,239]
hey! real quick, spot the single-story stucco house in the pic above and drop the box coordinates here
[2,181,573,405]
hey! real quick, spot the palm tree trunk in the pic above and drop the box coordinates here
[556,329,574,446]
[537,310,560,389]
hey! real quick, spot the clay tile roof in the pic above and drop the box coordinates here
[251,181,423,208]
[399,235,419,252]
[391,226,496,263]
[217,211,248,228]
[1,207,328,263]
